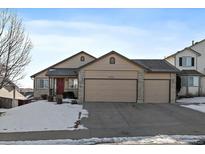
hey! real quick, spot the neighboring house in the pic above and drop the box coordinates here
[0,65,20,92]
[31,51,178,103]
[0,87,27,108]
[165,39,205,97]
[0,72,26,108]
[19,88,33,98]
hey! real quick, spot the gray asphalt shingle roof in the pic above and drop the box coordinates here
[46,68,78,76]
[132,59,179,73]
[180,70,205,76]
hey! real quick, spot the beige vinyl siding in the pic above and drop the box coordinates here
[165,56,175,66]
[54,53,95,68]
[85,70,138,79]
[201,77,205,95]
[191,42,205,95]
[191,41,205,74]
[85,79,137,102]
[144,72,171,79]
[82,53,143,71]
[144,80,170,103]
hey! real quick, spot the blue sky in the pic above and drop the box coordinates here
[11,8,205,87]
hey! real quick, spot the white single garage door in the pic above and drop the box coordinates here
[85,79,137,102]
[144,80,170,103]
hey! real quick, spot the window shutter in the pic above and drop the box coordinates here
[179,57,182,66]
[192,57,195,66]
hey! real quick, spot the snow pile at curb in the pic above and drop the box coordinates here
[1,135,205,145]
[0,100,88,132]
[119,135,183,144]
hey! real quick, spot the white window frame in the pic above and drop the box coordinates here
[188,76,199,87]
[68,78,78,89]
[181,76,199,87]
[181,56,193,67]
[36,78,49,89]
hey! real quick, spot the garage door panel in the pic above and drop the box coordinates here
[85,79,137,102]
[144,80,170,103]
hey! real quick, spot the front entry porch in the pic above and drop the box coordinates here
[49,77,78,99]
[47,68,79,99]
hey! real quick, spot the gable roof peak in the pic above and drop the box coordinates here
[165,46,201,59]
[109,50,118,54]
[31,51,96,78]
[79,50,149,70]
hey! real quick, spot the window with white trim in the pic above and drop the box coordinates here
[179,57,194,67]
[68,78,78,89]
[181,76,199,87]
[188,76,199,87]
[36,79,49,89]
[80,56,85,62]
[109,57,115,64]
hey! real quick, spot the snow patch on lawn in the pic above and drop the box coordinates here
[0,100,88,132]
[181,104,205,113]
[177,97,205,113]
[0,135,205,145]
[177,97,205,104]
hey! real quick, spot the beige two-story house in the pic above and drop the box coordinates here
[165,39,205,97]
[31,51,178,103]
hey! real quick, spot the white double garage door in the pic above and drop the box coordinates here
[84,79,170,103]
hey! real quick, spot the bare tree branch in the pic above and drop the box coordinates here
[0,9,32,88]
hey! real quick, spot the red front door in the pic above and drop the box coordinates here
[56,78,64,95]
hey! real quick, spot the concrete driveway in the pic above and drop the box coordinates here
[81,102,205,138]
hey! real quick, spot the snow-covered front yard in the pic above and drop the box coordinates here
[177,97,205,113]
[0,100,88,132]
[0,135,205,145]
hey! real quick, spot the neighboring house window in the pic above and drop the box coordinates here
[109,57,115,64]
[80,56,85,62]
[181,76,199,87]
[179,57,194,67]
[36,79,48,89]
[68,78,78,89]
[188,76,199,87]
